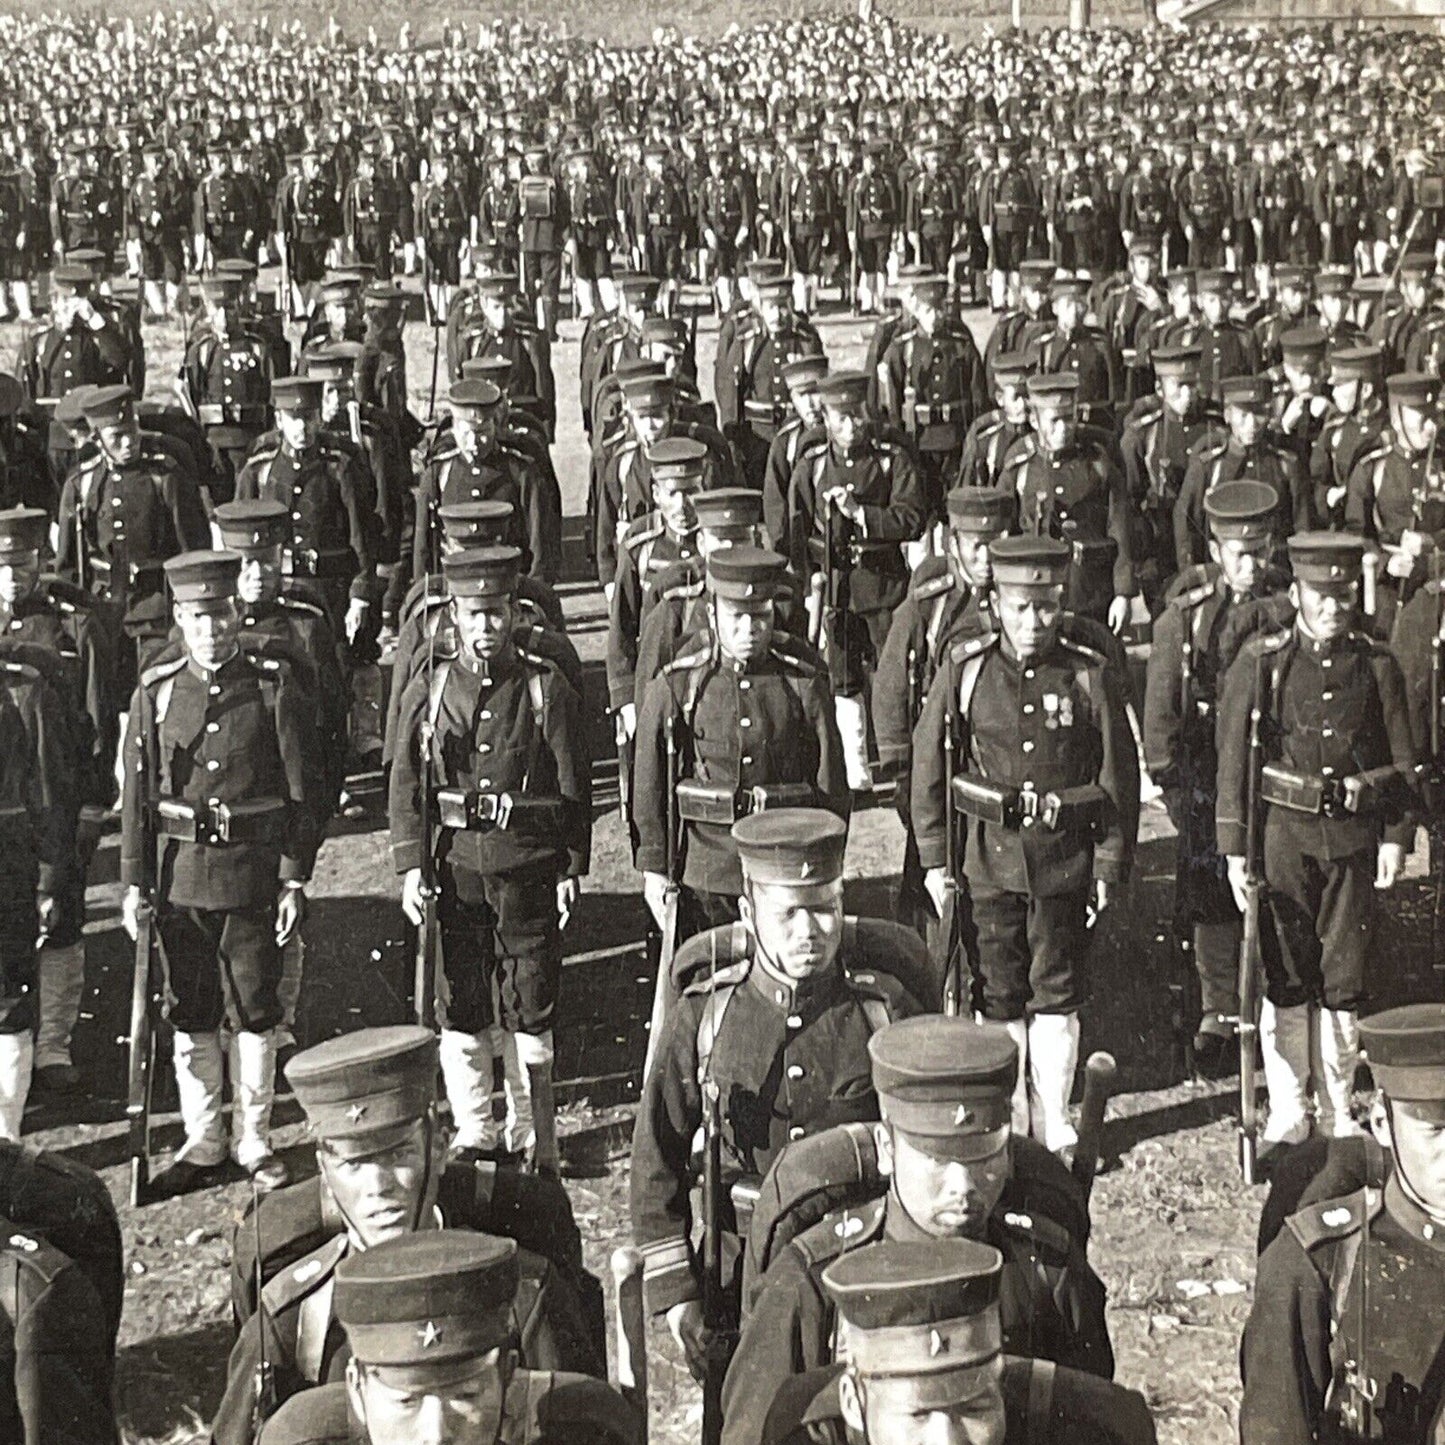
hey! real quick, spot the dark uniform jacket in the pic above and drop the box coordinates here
[631,951,918,1317]
[256,1372,642,1445]
[18,315,130,404]
[631,637,848,895]
[959,409,1031,490]
[912,630,1140,896]
[235,437,376,606]
[1173,435,1308,572]
[722,1152,1113,1445]
[606,516,700,710]
[762,1357,1157,1445]
[1242,1177,1445,1445]
[878,326,989,454]
[56,442,210,632]
[1215,625,1418,863]
[389,643,590,880]
[119,650,322,910]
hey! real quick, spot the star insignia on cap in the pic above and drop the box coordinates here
[953,1105,973,1126]
[418,1321,442,1348]
[929,1329,949,1357]
[799,861,812,878]
[346,1103,368,1124]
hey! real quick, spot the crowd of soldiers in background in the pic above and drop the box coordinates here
[0,7,1442,1445]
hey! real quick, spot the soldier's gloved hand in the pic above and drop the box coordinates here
[37,893,55,941]
[923,867,950,919]
[401,867,427,926]
[1226,855,1249,915]
[665,1299,709,1380]
[276,884,306,946]
[1088,878,1111,927]
[122,885,142,943]
[1326,484,1347,512]
[345,596,369,644]
[1387,549,1416,580]
[1376,842,1405,892]
[617,703,636,742]
[1107,595,1130,635]
[556,877,580,929]
[643,871,671,930]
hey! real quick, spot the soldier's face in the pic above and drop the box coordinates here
[1199,292,1225,326]
[713,593,774,665]
[653,475,698,535]
[281,406,321,449]
[996,584,1062,660]
[452,412,498,459]
[1402,278,1429,309]
[948,530,994,587]
[879,1125,1009,1237]
[1019,284,1045,315]
[758,294,791,332]
[1394,400,1438,454]
[742,878,843,981]
[0,554,40,607]
[1374,1096,1445,1211]
[1167,283,1194,318]
[1290,577,1355,641]
[452,595,514,662]
[236,547,283,605]
[480,295,508,330]
[1226,403,1264,448]
[97,416,141,467]
[1318,294,1346,328]
[1030,404,1072,454]
[175,597,240,669]
[631,406,671,450]
[319,1121,435,1247]
[348,1351,507,1445]
[1283,362,1317,397]
[823,404,865,454]
[1052,295,1082,332]
[207,301,231,339]
[839,1361,1006,1445]
[1159,375,1196,416]
[1330,377,1361,415]
[792,390,825,429]
[1209,536,1269,594]
[997,383,1027,425]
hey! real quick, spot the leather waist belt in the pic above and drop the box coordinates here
[199,403,269,428]
[156,797,287,843]
[743,399,787,425]
[676,779,815,825]
[910,401,963,426]
[435,789,565,833]
[952,775,1109,832]
[284,548,354,580]
[1261,763,1399,818]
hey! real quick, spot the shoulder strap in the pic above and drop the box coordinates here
[860,996,890,1036]
[426,660,452,731]
[696,980,740,1089]
[1027,1359,1057,1445]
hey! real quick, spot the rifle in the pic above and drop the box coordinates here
[615,710,632,825]
[413,585,440,1030]
[1236,648,1269,1184]
[699,1078,729,1445]
[1071,1051,1117,1204]
[938,703,966,1017]
[126,714,159,1207]
[249,1178,277,1435]
[642,709,680,1081]
[1431,569,1445,976]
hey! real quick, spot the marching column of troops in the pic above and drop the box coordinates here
[0,9,1442,1445]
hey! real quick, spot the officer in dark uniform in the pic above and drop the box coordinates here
[717,272,824,491]
[182,273,276,499]
[1144,482,1283,1069]
[723,1015,1112,1445]
[120,550,322,1195]
[1345,372,1445,641]
[959,351,1035,492]
[125,141,185,319]
[912,537,1140,1151]
[1216,533,1416,1147]
[0,505,115,1097]
[520,143,569,341]
[632,540,846,926]
[630,808,918,1375]
[0,1145,121,1444]
[1255,266,1315,372]
[1312,345,1385,530]
[759,1238,1155,1445]
[761,355,828,551]
[1177,142,1230,268]
[404,379,552,613]
[1193,268,1261,406]
[980,140,1038,310]
[878,274,988,531]
[256,1230,639,1445]
[1242,1003,1445,1445]
[212,1026,605,1445]
[1371,252,1436,376]
[452,273,555,439]
[341,142,400,279]
[197,146,256,266]
[1001,374,1133,630]
[235,375,378,648]
[56,384,210,688]
[18,264,132,478]
[984,261,1055,387]
[390,547,590,1171]
[1119,345,1223,613]
[1174,375,1309,573]
[846,141,896,314]
[789,371,926,789]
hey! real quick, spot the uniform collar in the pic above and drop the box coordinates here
[1294,623,1346,659]
[186,647,242,683]
[746,958,845,1014]
[1384,1173,1445,1251]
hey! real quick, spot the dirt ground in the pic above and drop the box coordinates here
[9,281,1442,1445]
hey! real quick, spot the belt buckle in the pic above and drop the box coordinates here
[1014,786,1041,828]
[472,792,501,831]
[210,802,233,843]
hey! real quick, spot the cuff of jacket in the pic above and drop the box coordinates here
[393,839,424,874]
[634,845,667,875]
[1216,819,1247,859]
[915,835,947,872]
